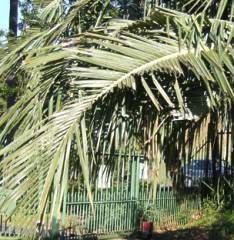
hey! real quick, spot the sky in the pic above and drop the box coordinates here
[0,0,10,31]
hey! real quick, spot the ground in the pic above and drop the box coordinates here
[122,206,234,240]
[125,228,230,240]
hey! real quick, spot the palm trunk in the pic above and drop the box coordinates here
[7,0,18,107]
[9,0,18,37]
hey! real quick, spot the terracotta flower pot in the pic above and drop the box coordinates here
[142,220,153,234]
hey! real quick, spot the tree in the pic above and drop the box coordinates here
[9,0,19,36]
[6,0,19,108]
[0,0,233,236]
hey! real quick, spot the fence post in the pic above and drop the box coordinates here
[130,156,136,199]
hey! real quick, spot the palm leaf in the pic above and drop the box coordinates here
[0,1,233,235]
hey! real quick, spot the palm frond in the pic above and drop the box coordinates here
[0,1,233,235]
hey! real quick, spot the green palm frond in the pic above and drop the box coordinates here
[0,32,227,230]
[32,0,57,9]
[38,0,64,25]
[0,0,233,236]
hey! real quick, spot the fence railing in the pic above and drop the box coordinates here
[0,125,233,238]
[0,189,201,239]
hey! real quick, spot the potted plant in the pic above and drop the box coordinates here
[138,203,157,239]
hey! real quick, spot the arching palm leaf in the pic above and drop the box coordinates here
[0,0,233,236]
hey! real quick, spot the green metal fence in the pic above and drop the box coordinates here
[0,147,227,239]
[57,154,202,238]
[54,117,233,238]
[1,123,233,238]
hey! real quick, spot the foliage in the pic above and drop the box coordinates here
[0,30,6,39]
[0,0,233,237]
[150,200,234,240]
[138,202,158,221]
[202,176,234,208]
[19,0,38,31]
[186,200,234,240]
